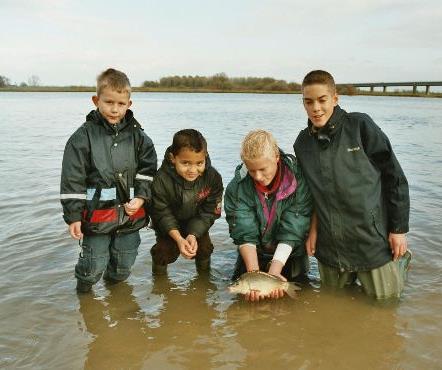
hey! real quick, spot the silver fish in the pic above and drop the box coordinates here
[228,271,300,299]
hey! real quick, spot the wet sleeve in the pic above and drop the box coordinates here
[150,174,180,235]
[187,169,224,238]
[276,164,313,251]
[224,176,261,246]
[134,132,157,202]
[360,114,410,233]
[60,128,89,224]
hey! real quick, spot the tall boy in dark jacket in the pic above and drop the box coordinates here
[60,68,157,293]
[294,70,411,299]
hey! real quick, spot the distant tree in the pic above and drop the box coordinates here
[20,82,28,87]
[142,80,159,88]
[287,82,301,91]
[28,75,41,86]
[337,84,357,96]
[210,73,232,90]
[0,75,11,87]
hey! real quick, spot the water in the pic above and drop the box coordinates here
[0,92,441,369]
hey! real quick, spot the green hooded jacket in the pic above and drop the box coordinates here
[224,151,313,257]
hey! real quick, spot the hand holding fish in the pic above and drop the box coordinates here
[229,271,300,302]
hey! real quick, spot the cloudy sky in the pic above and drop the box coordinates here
[1,0,441,86]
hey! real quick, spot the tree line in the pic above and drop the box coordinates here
[0,74,40,87]
[142,73,301,92]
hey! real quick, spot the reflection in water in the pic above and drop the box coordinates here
[224,289,404,369]
[79,274,246,370]
[79,282,152,369]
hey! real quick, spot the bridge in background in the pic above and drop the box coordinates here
[340,81,442,94]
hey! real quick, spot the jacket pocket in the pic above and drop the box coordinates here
[371,206,387,242]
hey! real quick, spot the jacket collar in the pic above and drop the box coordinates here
[308,105,345,146]
[86,109,136,133]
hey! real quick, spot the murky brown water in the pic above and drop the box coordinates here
[1,92,441,369]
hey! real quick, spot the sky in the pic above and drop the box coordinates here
[1,0,441,86]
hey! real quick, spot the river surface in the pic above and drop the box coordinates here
[0,92,441,370]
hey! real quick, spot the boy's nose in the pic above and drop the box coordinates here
[312,101,321,111]
[254,171,263,181]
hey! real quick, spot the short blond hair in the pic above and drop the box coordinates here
[96,68,131,96]
[240,129,279,162]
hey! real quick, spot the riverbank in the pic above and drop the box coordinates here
[1,86,441,97]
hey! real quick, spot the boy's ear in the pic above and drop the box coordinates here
[128,99,132,108]
[169,152,175,164]
[333,93,339,106]
[92,95,99,107]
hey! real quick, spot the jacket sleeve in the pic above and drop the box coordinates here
[151,173,180,235]
[224,173,261,246]
[276,163,313,251]
[60,127,89,224]
[187,169,224,238]
[360,114,410,233]
[134,131,157,202]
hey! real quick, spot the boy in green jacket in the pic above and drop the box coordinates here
[224,130,312,301]
[294,70,411,299]
[150,129,223,274]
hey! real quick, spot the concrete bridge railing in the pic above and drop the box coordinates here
[339,81,442,94]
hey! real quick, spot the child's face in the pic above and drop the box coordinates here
[92,87,132,125]
[302,84,338,128]
[170,148,206,182]
[244,153,279,186]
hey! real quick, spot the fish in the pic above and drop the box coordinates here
[228,271,301,299]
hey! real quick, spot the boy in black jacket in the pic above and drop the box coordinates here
[294,70,411,299]
[60,68,157,293]
[150,129,223,274]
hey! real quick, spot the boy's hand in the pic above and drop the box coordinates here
[306,212,317,256]
[124,197,145,216]
[267,260,286,299]
[177,237,196,259]
[305,232,317,256]
[389,233,407,261]
[186,234,198,255]
[69,221,83,240]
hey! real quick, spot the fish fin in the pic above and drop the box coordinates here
[285,283,301,299]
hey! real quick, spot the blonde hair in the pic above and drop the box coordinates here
[96,68,131,96]
[240,129,279,162]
